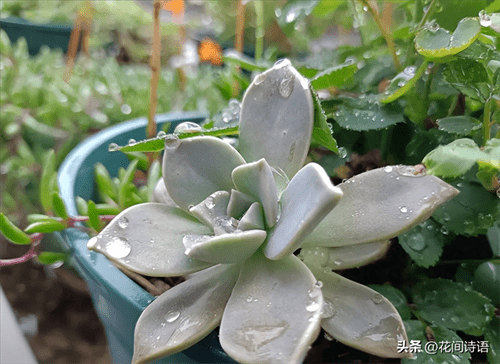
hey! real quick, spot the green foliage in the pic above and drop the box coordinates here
[412,278,495,336]
[0,213,31,245]
[398,219,447,268]
[402,321,472,364]
[36,251,68,265]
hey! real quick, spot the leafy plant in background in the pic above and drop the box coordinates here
[0,29,230,223]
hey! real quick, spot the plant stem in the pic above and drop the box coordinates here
[0,241,40,267]
[404,0,438,67]
[254,0,264,62]
[235,0,246,54]
[147,0,162,141]
[359,0,401,71]
[483,97,492,145]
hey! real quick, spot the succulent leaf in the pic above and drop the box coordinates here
[188,191,230,227]
[162,136,245,211]
[238,202,265,231]
[265,163,343,260]
[151,179,177,206]
[132,264,240,364]
[227,189,256,219]
[232,159,279,228]
[306,263,411,359]
[239,59,314,178]
[87,203,213,276]
[220,253,323,364]
[303,165,459,248]
[299,240,391,270]
[183,230,267,264]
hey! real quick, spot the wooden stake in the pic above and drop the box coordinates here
[147,0,162,140]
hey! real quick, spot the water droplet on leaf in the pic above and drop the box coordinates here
[117,217,129,229]
[165,311,180,323]
[165,135,181,149]
[105,236,131,259]
[108,143,119,152]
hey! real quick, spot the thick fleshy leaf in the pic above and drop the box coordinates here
[232,159,279,228]
[151,179,177,206]
[132,264,240,364]
[220,253,323,364]
[299,240,391,270]
[188,191,230,227]
[305,263,410,358]
[183,230,267,264]
[227,189,256,219]
[239,59,314,178]
[162,136,245,211]
[303,165,459,248]
[238,202,265,231]
[265,163,343,260]
[87,203,213,276]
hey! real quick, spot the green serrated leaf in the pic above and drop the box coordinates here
[402,320,472,364]
[433,179,499,236]
[333,95,405,131]
[24,220,67,234]
[36,251,68,265]
[398,219,446,268]
[367,284,411,320]
[487,220,500,257]
[380,61,428,104]
[443,58,491,101]
[87,200,100,231]
[415,18,481,59]
[52,193,68,219]
[276,0,320,35]
[484,317,500,364]
[423,138,488,178]
[476,160,500,190]
[40,149,56,213]
[94,163,117,201]
[437,116,482,135]
[116,127,239,153]
[311,89,338,153]
[310,61,357,90]
[412,278,495,336]
[0,213,31,245]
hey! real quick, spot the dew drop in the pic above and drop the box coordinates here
[174,122,203,134]
[324,332,334,341]
[108,143,119,152]
[306,301,321,312]
[371,293,383,304]
[246,295,253,302]
[479,10,492,27]
[253,72,267,85]
[408,235,426,251]
[165,311,180,323]
[321,300,335,319]
[121,104,132,115]
[165,135,181,149]
[156,130,167,138]
[279,71,295,99]
[105,237,131,259]
[399,206,408,213]
[128,139,137,145]
[338,147,347,158]
[384,166,393,173]
[117,217,129,229]
[87,236,99,249]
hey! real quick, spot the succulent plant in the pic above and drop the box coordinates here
[87,60,459,364]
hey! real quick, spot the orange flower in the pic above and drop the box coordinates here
[162,0,184,16]
[198,38,223,66]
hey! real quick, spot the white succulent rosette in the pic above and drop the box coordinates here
[88,60,459,364]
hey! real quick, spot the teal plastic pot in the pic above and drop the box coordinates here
[57,112,235,364]
[0,17,74,55]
